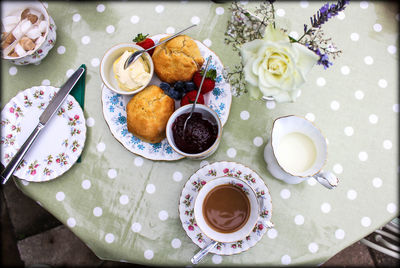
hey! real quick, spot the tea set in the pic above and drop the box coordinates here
[185,114,339,263]
[1,1,339,264]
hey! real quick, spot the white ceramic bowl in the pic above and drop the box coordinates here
[100,43,154,95]
[166,104,222,160]
[1,1,56,65]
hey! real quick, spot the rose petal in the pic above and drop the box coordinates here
[263,24,288,43]
[244,61,259,86]
[241,39,264,63]
[292,43,319,76]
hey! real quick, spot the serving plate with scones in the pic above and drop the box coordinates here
[101,33,232,161]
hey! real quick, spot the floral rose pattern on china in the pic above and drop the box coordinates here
[179,161,273,255]
[0,86,86,182]
[10,17,57,66]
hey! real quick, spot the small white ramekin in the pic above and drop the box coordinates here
[166,104,222,160]
[100,43,154,95]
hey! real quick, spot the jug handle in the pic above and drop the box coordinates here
[313,171,339,189]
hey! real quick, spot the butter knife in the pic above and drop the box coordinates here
[1,67,85,185]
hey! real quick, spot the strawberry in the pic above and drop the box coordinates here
[133,33,155,55]
[180,90,205,106]
[192,69,217,94]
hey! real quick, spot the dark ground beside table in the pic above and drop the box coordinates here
[1,181,399,267]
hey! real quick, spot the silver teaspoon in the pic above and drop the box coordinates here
[182,56,212,136]
[191,221,274,265]
[191,240,218,265]
[123,24,197,69]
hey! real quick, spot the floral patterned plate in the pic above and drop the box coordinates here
[0,86,86,182]
[101,34,232,161]
[179,161,273,255]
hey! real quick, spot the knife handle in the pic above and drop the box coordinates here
[1,123,44,185]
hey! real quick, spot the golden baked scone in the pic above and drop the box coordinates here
[126,85,175,143]
[152,35,204,84]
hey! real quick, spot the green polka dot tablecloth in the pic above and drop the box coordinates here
[1,1,398,266]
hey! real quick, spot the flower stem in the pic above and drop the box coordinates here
[270,1,276,28]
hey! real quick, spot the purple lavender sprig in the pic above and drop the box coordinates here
[310,0,349,28]
[295,0,349,69]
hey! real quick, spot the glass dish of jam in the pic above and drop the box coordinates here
[172,112,218,154]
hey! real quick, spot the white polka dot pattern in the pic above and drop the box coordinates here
[86,117,95,127]
[81,36,91,45]
[281,255,291,265]
[131,222,142,233]
[144,249,153,260]
[372,177,383,188]
[97,142,106,152]
[9,67,18,76]
[191,16,200,25]
[216,7,224,15]
[67,217,76,227]
[96,4,105,13]
[171,238,181,249]
[56,192,65,201]
[105,233,115,243]
[321,202,331,213]
[308,242,319,253]
[41,79,51,86]
[57,46,66,54]
[119,195,129,205]
[387,203,397,214]
[280,189,291,199]
[253,137,263,147]
[72,14,81,22]
[351,32,359,41]
[267,228,278,239]
[347,189,357,200]
[227,148,236,158]
[130,15,139,24]
[276,9,285,17]
[82,180,91,189]
[361,217,371,227]
[240,110,250,120]
[294,215,304,225]
[158,210,168,221]
[146,184,156,194]
[300,1,309,8]
[93,207,102,217]
[173,171,183,182]
[335,229,345,239]
[2,2,398,265]
[155,5,164,13]
[212,254,222,264]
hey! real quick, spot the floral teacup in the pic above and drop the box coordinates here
[194,177,262,243]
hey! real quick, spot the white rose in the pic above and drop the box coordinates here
[241,25,319,102]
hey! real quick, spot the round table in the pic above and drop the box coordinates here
[1,1,398,266]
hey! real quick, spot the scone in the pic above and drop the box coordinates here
[152,35,204,84]
[126,85,175,143]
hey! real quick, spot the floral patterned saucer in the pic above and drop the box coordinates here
[179,161,273,255]
[101,34,232,161]
[0,86,86,182]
